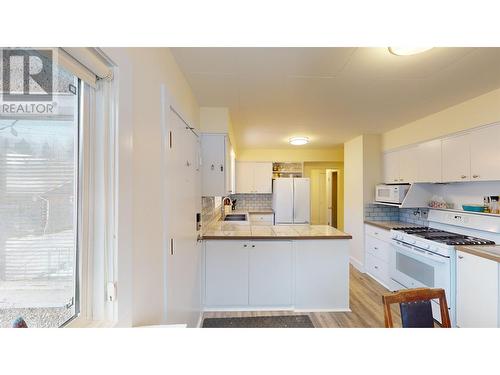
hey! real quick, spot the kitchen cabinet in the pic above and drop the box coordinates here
[364,224,394,290]
[205,241,249,306]
[201,133,234,196]
[249,213,274,225]
[235,161,272,193]
[383,146,418,184]
[383,151,400,183]
[442,133,471,182]
[249,241,293,306]
[456,250,499,328]
[417,139,442,183]
[469,125,500,181]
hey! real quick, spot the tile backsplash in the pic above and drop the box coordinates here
[230,194,273,211]
[364,203,429,226]
[202,196,220,229]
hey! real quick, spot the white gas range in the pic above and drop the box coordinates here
[389,209,500,327]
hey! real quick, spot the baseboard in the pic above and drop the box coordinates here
[349,256,365,273]
[294,308,351,313]
[203,306,294,312]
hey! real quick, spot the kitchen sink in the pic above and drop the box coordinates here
[223,214,247,221]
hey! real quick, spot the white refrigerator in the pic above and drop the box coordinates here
[272,178,310,224]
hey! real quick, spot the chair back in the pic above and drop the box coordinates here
[382,288,451,328]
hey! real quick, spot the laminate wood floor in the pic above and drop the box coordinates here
[202,265,402,328]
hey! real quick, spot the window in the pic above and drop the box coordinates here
[0,56,81,327]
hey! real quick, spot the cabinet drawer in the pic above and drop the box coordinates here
[365,224,391,242]
[249,213,274,224]
[365,235,392,263]
[365,253,390,286]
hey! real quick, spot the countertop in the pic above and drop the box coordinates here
[202,222,352,240]
[456,245,500,263]
[364,220,418,230]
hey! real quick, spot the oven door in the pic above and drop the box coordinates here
[390,240,452,324]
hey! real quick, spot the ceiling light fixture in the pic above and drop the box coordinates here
[388,47,433,56]
[289,137,309,146]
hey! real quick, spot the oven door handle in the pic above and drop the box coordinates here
[392,240,449,264]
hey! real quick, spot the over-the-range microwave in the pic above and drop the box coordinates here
[375,184,410,204]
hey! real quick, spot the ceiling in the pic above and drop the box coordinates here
[171,48,500,149]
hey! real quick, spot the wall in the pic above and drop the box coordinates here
[200,106,238,155]
[104,48,199,327]
[303,161,344,230]
[343,135,381,270]
[382,88,500,150]
[237,146,344,162]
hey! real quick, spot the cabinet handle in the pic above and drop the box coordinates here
[461,175,467,179]
[170,238,174,255]
[251,245,255,248]
[211,164,215,171]
[399,179,403,182]
[374,247,378,250]
[220,165,224,172]
[458,255,464,259]
[393,179,398,182]
[472,175,479,179]
[374,265,379,269]
[243,244,247,248]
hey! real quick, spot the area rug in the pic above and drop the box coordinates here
[202,315,314,328]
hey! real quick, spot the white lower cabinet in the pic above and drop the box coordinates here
[456,250,499,328]
[204,239,350,310]
[249,241,293,306]
[364,224,393,289]
[205,241,249,307]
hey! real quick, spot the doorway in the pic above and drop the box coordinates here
[326,170,338,228]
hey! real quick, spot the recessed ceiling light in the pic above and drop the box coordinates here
[388,47,433,56]
[289,137,309,146]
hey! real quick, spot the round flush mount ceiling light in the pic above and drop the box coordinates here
[388,47,433,56]
[289,137,309,146]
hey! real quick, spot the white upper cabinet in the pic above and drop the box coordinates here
[201,133,234,196]
[417,139,442,183]
[398,146,419,183]
[236,161,272,194]
[469,125,500,181]
[383,151,400,184]
[383,146,418,183]
[442,133,471,182]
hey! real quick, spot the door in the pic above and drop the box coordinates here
[326,170,338,227]
[442,134,470,182]
[469,125,500,181]
[273,178,294,223]
[253,162,273,193]
[235,161,254,193]
[205,241,249,307]
[417,139,442,183]
[456,250,499,328]
[383,151,400,183]
[164,105,201,326]
[201,134,225,196]
[399,146,419,183]
[249,241,293,306]
[293,178,311,224]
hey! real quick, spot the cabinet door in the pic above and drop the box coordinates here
[470,125,500,181]
[235,162,255,193]
[253,162,273,193]
[442,134,470,182]
[205,241,249,306]
[201,134,226,196]
[249,241,293,306]
[383,151,400,183]
[417,139,442,183]
[224,136,235,194]
[456,251,499,328]
[399,146,419,183]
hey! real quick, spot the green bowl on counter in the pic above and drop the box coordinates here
[462,204,486,212]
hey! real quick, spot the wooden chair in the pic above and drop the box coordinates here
[382,288,451,328]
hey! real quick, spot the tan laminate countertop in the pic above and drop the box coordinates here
[456,245,500,263]
[364,220,418,231]
[202,222,352,240]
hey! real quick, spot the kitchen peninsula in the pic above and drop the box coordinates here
[202,220,352,312]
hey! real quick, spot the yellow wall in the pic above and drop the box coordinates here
[237,146,344,162]
[303,162,344,230]
[382,87,500,150]
[200,107,239,154]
